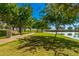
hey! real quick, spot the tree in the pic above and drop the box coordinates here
[34,19,49,32]
[67,26,73,31]
[26,16,36,32]
[0,4,33,35]
[41,3,79,56]
[0,3,18,37]
[44,4,79,38]
[58,25,65,31]
[75,26,79,31]
[16,4,32,35]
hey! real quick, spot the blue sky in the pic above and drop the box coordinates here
[30,3,46,20]
[18,3,46,20]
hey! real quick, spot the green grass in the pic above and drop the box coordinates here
[0,32,79,56]
[33,32,79,42]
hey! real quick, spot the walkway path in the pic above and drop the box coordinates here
[0,33,34,44]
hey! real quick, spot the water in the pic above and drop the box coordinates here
[48,32,79,40]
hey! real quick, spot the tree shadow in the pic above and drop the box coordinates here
[17,36,79,56]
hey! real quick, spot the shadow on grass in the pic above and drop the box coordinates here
[17,36,79,56]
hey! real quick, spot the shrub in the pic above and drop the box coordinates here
[0,30,6,37]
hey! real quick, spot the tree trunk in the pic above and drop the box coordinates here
[54,29,58,38]
[6,26,12,38]
[23,28,26,32]
[37,29,39,32]
[54,21,59,39]
[19,27,22,35]
[41,28,43,32]
[29,28,31,32]
[6,29,12,38]
[12,26,15,31]
[53,20,60,55]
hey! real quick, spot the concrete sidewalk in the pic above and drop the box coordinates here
[0,33,34,44]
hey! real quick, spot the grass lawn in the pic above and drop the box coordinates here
[0,32,79,56]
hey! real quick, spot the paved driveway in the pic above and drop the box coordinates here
[0,33,34,44]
